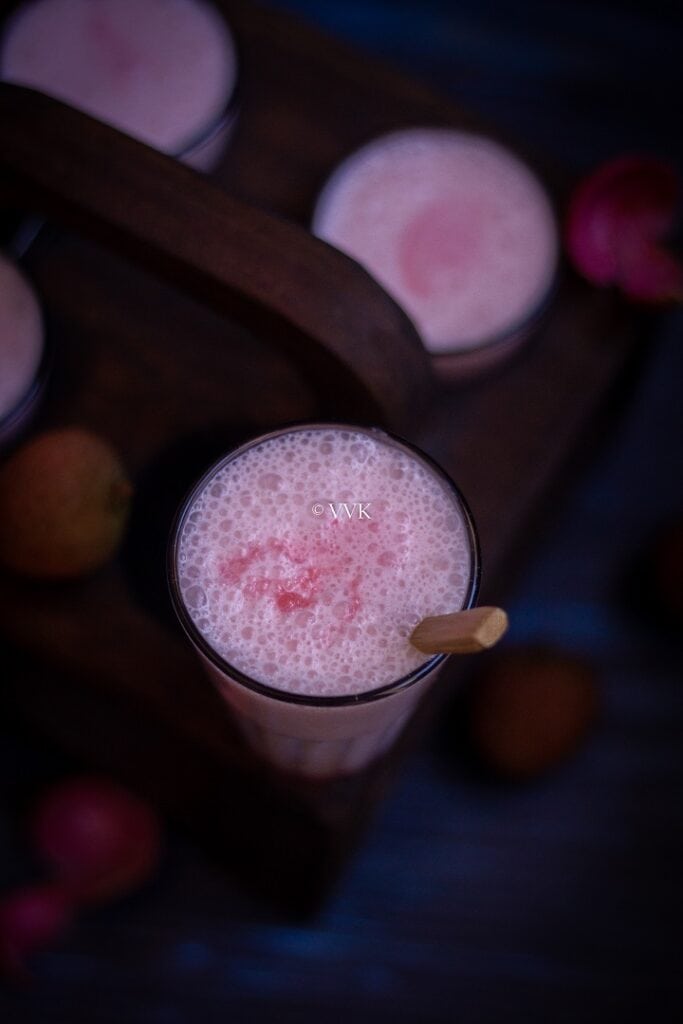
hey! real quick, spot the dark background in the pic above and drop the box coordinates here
[2,1,682,1022]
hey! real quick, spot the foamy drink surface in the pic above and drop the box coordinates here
[176,427,475,698]
[1,0,237,156]
[313,128,557,354]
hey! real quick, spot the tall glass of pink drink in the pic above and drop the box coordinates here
[313,128,558,381]
[168,423,480,779]
[0,0,239,171]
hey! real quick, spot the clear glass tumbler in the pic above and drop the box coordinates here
[168,423,480,779]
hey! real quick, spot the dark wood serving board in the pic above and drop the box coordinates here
[0,0,642,910]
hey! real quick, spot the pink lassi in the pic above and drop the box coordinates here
[0,0,239,170]
[313,128,558,379]
[169,424,479,778]
[0,253,45,450]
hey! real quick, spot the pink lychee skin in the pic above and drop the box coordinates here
[565,154,683,303]
[28,776,162,907]
[0,883,72,978]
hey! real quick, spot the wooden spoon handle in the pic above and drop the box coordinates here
[0,83,433,429]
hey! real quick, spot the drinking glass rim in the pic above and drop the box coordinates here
[167,421,481,708]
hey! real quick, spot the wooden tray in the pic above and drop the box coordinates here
[0,0,642,911]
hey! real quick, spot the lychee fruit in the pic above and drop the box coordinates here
[0,883,73,978]
[29,775,162,908]
[565,154,683,303]
[470,648,599,779]
[0,426,133,578]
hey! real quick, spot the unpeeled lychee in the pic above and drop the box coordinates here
[565,155,683,303]
[0,427,132,578]
[470,648,599,779]
[0,883,72,977]
[29,776,162,908]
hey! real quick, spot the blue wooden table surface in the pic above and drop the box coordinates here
[1,2,682,1021]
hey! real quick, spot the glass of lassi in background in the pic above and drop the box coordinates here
[313,128,559,381]
[0,252,47,451]
[168,424,480,779]
[0,0,239,172]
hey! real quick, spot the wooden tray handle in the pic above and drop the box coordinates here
[0,83,433,429]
